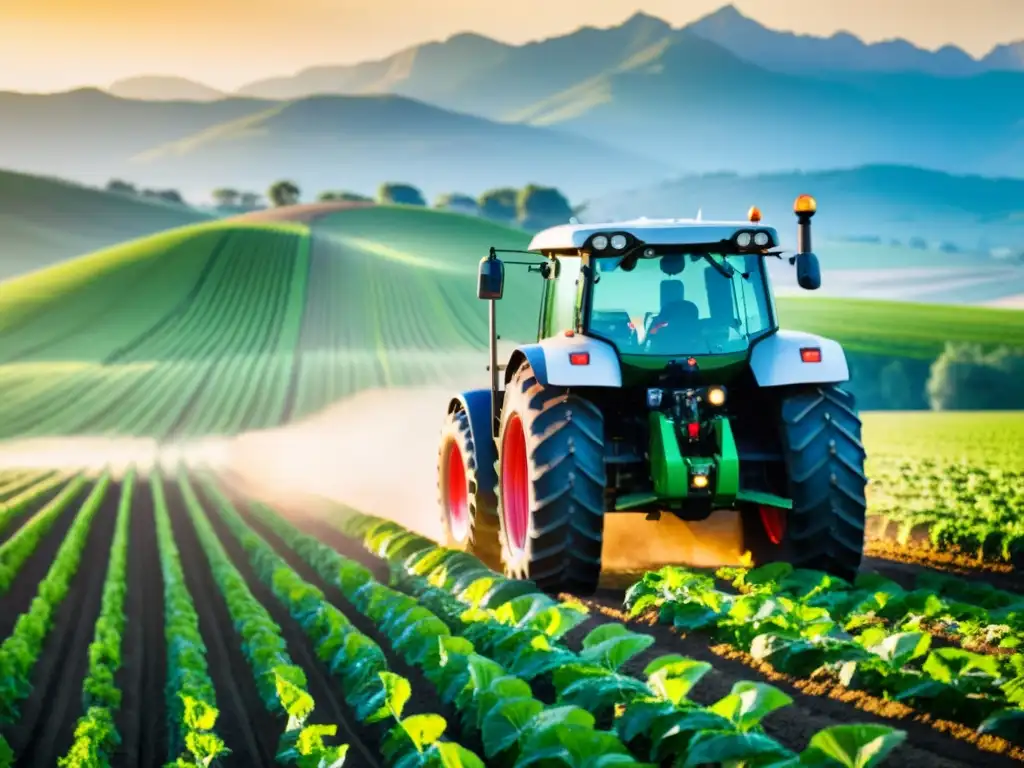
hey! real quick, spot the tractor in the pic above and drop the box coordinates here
[436,195,867,595]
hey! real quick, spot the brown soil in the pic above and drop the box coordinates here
[229,201,375,224]
[115,478,169,767]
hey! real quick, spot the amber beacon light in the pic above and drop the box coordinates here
[794,194,817,216]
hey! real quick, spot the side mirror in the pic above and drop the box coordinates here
[795,252,821,290]
[478,254,504,299]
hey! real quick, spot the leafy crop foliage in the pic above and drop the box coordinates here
[324,507,908,767]
[0,207,1021,442]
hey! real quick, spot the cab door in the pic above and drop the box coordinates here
[538,256,583,339]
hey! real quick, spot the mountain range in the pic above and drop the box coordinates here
[3,5,1023,200]
[0,89,666,200]
[122,5,1023,104]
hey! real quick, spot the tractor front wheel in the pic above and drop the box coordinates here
[743,383,867,582]
[496,362,606,595]
[437,408,500,567]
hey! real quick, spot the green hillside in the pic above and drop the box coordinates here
[0,168,212,279]
[0,205,1021,441]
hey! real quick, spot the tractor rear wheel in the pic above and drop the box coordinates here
[496,362,606,595]
[743,383,867,582]
[437,408,500,567]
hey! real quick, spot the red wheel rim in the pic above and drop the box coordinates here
[501,414,529,554]
[445,441,469,540]
[758,505,786,545]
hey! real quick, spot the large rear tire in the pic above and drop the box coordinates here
[495,362,606,595]
[743,383,867,582]
[437,408,500,567]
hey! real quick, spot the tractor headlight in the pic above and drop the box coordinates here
[753,231,770,247]
[707,386,726,406]
[591,235,609,250]
[610,234,628,250]
[691,472,709,489]
[736,232,752,248]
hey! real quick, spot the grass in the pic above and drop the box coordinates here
[0,204,1021,439]
[0,169,212,281]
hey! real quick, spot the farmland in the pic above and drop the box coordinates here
[1,205,1023,444]
[0,202,1022,766]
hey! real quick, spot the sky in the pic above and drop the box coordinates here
[2,0,1021,92]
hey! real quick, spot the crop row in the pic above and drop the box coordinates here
[622,561,1024,745]
[233,495,908,767]
[191,469,486,767]
[0,229,310,442]
[0,475,112,767]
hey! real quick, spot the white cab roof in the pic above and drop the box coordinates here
[527,218,779,252]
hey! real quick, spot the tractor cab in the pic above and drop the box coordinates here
[530,220,785,385]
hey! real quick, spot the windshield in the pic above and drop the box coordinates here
[588,252,774,356]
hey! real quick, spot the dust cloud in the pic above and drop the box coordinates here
[0,382,748,580]
[212,385,747,579]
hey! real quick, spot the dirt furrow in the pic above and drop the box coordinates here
[0,484,63,546]
[2,480,119,765]
[0,483,87,637]
[191,481,381,767]
[115,478,169,768]
[163,480,279,768]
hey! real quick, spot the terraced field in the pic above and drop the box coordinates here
[0,202,1022,766]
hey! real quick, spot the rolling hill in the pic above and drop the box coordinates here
[0,204,1022,441]
[0,168,212,280]
[0,90,666,201]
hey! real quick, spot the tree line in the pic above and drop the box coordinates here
[261,180,584,231]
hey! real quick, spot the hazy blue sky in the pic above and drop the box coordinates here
[2,0,1020,92]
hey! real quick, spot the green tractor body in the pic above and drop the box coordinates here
[436,196,868,595]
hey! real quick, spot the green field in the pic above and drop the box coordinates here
[1,205,1023,441]
[862,412,1024,563]
[0,168,212,281]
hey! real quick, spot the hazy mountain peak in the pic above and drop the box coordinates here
[619,10,672,29]
[702,4,744,20]
[108,75,225,102]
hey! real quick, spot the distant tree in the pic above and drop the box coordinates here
[140,188,184,204]
[106,179,137,195]
[517,184,573,231]
[927,343,1024,410]
[268,180,300,207]
[318,190,373,202]
[377,183,425,206]
[434,192,479,215]
[939,240,960,254]
[478,187,518,223]
[238,192,262,209]
[889,238,902,247]
[212,187,240,207]
[155,189,184,204]
[908,236,928,250]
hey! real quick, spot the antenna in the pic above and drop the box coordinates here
[696,208,703,221]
